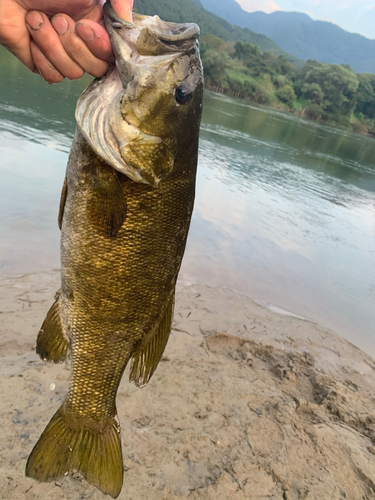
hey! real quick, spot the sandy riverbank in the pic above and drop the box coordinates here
[1,271,375,500]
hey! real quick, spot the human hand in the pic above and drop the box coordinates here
[0,0,133,83]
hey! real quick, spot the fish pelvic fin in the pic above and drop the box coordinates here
[25,405,124,498]
[36,291,70,363]
[130,293,174,388]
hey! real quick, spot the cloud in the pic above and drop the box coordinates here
[236,0,281,14]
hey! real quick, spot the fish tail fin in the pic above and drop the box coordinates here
[25,405,123,498]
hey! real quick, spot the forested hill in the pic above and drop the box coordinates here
[134,0,375,136]
[133,0,301,67]
[197,0,375,74]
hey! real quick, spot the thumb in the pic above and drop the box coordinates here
[111,0,134,23]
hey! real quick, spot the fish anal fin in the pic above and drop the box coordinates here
[130,293,174,388]
[37,291,70,363]
[26,405,123,499]
[87,170,127,238]
[58,176,68,230]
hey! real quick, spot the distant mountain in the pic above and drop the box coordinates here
[134,0,302,66]
[191,0,204,6]
[198,0,375,74]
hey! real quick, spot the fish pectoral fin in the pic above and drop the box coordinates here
[58,176,68,230]
[130,293,174,388]
[121,134,174,187]
[36,291,70,363]
[87,170,127,238]
[26,405,123,499]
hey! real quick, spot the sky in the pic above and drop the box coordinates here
[235,0,375,40]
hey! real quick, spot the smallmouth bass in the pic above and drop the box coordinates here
[25,2,204,497]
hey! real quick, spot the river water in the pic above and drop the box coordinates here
[0,46,374,354]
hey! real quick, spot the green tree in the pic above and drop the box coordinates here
[201,35,234,55]
[234,41,261,61]
[201,49,229,87]
[273,75,287,89]
[301,82,324,104]
[253,74,275,105]
[303,62,359,119]
[276,84,296,108]
[355,73,375,119]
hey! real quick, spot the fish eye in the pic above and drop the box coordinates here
[175,83,193,105]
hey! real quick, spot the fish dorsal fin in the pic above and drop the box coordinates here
[129,293,174,388]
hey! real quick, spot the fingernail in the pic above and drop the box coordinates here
[52,15,68,36]
[26,11,43,31]
[76,23,95,42]
[112,0,133,23]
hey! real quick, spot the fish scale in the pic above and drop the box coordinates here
[25,2,203,497]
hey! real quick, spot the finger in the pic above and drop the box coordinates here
[0,2,35,71]
[111,0,134,23]
[75,19,114,63]
[78,0,105,23]
[26,11,84,80]
[30,41,64,84]
[51,15,109,78]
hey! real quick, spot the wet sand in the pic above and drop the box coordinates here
[1,271,375,499]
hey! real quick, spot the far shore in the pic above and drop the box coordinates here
[206,86,375,139]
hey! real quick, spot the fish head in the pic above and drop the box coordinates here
[76,1,204,186]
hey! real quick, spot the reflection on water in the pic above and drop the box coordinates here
[0,46,89,275]
[0,46,374,354]
[0,46,90,148]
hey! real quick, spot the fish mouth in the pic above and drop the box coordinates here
[103,0,200,61]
